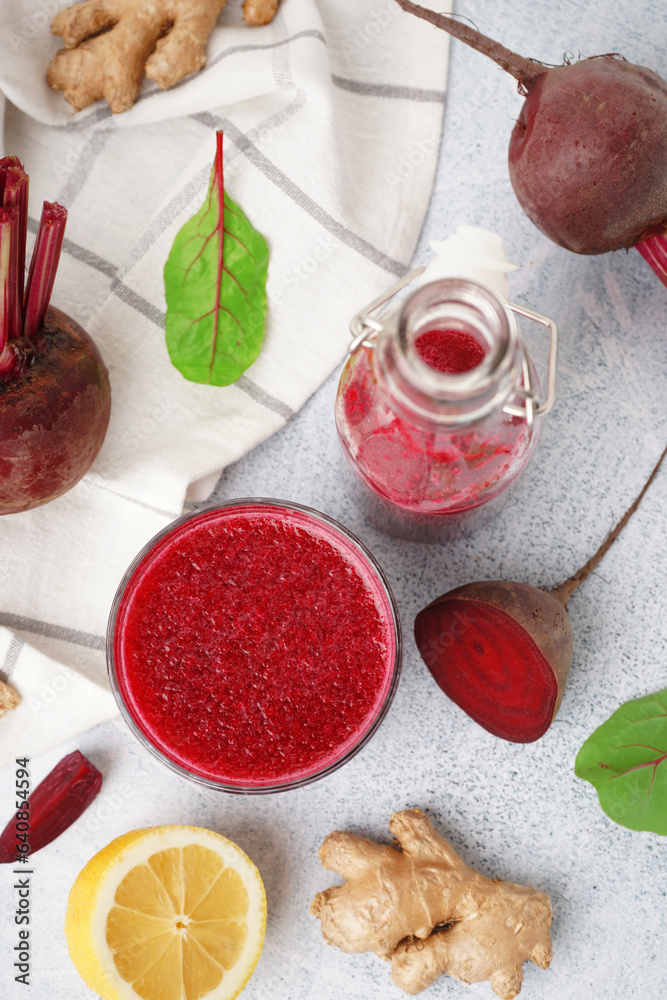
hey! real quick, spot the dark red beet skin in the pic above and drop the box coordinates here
[0,305,111,515]
[510,58,667,254]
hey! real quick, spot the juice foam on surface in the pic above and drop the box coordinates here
[414,328,486,374]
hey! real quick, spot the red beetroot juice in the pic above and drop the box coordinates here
[414,328,486,374]
[335,278,545,542]
[108,500,401,792]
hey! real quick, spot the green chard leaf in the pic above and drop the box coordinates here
[164,131,269,386]
[575,688,667,835]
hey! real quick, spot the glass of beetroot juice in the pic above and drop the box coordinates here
[107,499,402,793]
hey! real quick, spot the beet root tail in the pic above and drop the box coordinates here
[392,0,546,86]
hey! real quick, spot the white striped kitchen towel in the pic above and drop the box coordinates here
[0,0,449,765]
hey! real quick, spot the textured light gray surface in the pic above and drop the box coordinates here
[2,2,667,998]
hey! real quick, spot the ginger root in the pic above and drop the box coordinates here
[311,809,552,999]
[0,679,20,719]
[242,0,278,25]
[47,0,279,114]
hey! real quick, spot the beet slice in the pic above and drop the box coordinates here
[416,586,571,742]
[414,445,667,743]
[0,750,102,862]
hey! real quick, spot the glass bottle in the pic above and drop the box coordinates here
[335,234,557,542]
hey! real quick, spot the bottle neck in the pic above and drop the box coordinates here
[375,278,525,429]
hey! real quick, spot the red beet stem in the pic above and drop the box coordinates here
[550,442,667,605]
[635,231,667,288]
[0,156,23,205]
[23,201,67,341]
[0,207,22,369]
[2,167,29,311]
[393,0,545,86]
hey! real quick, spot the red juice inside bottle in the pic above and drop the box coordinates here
[336,279,543,541]
[414,328,486,374]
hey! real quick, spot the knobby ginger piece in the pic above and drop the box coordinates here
[0,680,20,719]
[47,0,279,114]
[311,809,552,999]
[242,0,279,25]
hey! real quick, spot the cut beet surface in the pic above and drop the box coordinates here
[413,445,667,744]
[415,597,559,742]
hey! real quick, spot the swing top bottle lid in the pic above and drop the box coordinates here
[419,225,519,298]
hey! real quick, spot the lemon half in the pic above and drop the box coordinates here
[65,826,266,1000]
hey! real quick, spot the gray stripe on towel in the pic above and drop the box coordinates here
[0,614,105,651]
[332,75,446,103]
[57,128,115,208]
[1,637,25,682]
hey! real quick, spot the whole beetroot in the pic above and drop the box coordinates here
[0,306,111,514]
[415,444,667,743]
[0,159,111,514]
[395,1,667,280]
[509,56,667,254]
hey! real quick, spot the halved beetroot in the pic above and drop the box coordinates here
[415,582,572,743]
[414,445,667,743]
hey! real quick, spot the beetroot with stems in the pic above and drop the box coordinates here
[394,1,667,285]
[414,444,667,743]
[0,157,111,514]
